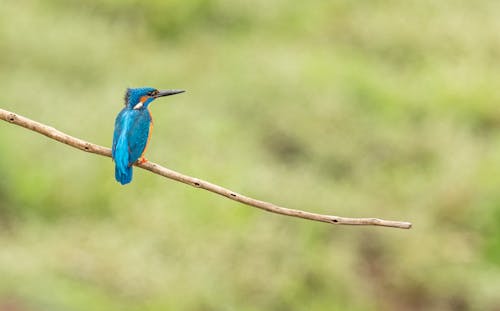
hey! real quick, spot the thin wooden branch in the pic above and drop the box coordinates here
[0,108,412,229]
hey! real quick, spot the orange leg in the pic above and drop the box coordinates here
[137,157,148,164]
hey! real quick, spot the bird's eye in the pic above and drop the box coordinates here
[150,90,159,96]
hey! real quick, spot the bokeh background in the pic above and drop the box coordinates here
[1,0,500,310]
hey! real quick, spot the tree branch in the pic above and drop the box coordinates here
[0,108,412,229]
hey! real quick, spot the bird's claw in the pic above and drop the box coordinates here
[137,157,148,164]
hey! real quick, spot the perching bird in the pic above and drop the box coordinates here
[112,87,184,185]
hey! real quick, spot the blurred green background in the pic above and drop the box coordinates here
[1,0,500,310]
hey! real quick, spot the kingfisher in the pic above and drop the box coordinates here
[112,87,185,185]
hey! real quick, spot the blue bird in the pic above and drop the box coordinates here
[112,87,184,185]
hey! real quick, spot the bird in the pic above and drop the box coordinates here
[112,87,185,185]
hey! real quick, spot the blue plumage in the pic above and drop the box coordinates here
[112,87,185,185]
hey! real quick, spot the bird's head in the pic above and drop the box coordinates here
[124,87,185,110]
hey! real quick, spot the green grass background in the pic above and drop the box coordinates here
[1,0,500,310]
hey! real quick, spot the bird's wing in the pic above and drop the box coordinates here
[112,109,134,183]
[126,110,151,166]
[112,108,127,159]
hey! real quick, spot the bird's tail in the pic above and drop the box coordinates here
[115,164,132,185]
[114,135,133,185]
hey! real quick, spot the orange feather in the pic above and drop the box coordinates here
[140,109,154,158]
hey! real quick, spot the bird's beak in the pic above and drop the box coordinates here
[155,89,185,98]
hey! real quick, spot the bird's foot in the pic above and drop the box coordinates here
[137,157,148,164]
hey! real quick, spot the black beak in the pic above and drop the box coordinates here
[155,89,185,98]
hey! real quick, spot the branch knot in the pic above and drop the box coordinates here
[8,113,16,122]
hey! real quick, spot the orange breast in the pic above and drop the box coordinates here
[140,110,154,158]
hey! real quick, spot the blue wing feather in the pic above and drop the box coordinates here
[112,108,151,185]
[112,108,126,159]
[112,109,132,184]
[127,110,151,165]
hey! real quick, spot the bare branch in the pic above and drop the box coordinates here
[0,108,412,229]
